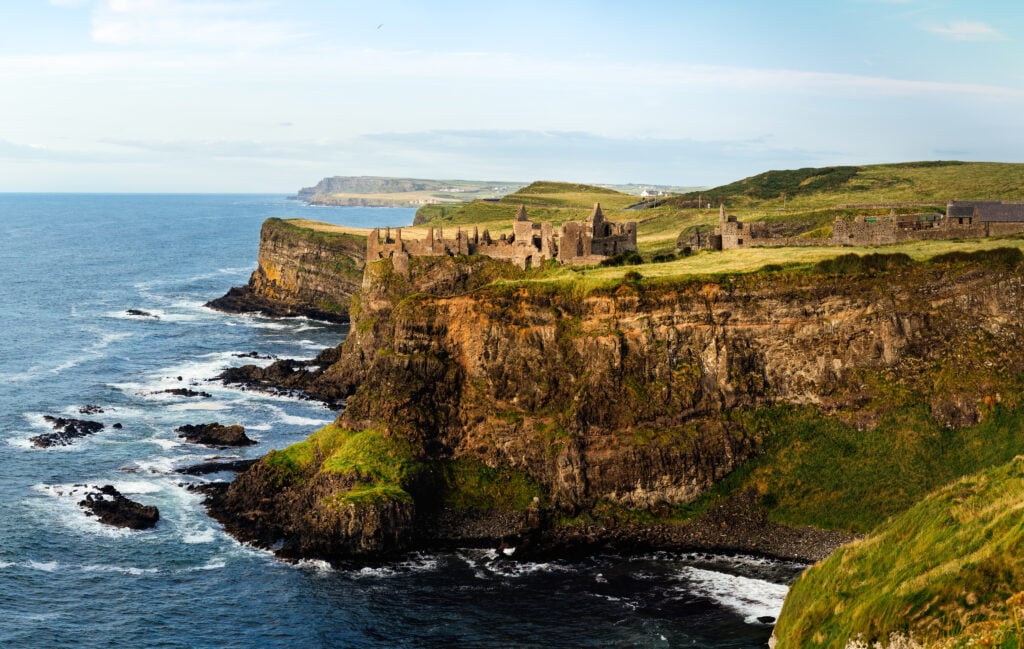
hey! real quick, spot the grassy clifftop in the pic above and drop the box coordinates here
[670,161,1024,211]
[414,180,640,228]
[774,456,1024,648]
[408,163,1024,256]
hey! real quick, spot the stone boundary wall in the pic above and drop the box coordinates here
[835,202,946,209]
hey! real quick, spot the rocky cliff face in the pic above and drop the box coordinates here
[211,249,1024,562]
[207,218,365,322]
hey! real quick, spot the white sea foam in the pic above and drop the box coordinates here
[182,528,217,544]
[48,331,133,375]
[345,553,439,579]
[456,549,569,579]
[107,308,202,323]
[165,401,230,412]
[485,560,572,579]
[217,266,253,276]
[191,559,226,571]
[81,564,160,576]
[275,411,332,427]
[296,559,334,573]
[5,437,37,450]
[113,480,163,495]
[679,566,789,625]
[25,560,60,573]
[149,438,183,450]
[31,484,137,538]
[132,457,179,474]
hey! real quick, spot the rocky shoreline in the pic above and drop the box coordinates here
[205,285,349,323]
[200,476,852,564]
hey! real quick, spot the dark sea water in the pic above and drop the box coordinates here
[0,194,801,648]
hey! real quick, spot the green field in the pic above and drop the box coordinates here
[670,161,1024,212]
[409,162,1024,257]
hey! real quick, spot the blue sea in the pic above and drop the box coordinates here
[0,194,802,648]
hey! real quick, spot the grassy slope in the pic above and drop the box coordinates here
[774,456,1024,648]
[409,163,1024,256]
[670,161,1024,211]
[414,180,645,229]
[266,423,545,509]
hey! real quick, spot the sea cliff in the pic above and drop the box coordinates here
[207,225,1024,565]
[207,218,365,322]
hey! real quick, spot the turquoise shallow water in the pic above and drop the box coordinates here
[0,194,799,648]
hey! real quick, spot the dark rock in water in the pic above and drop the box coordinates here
[79,404,104,415]
[78,485,159,530]
[155,388,212,398]
[31,416,104,448]
[233,351,275,360]
[126,309,159,319]
[206,285,348,324]
[218,346,344,408]
[176,458,259,476]
[176,423,255,447]
[757,616,776,625]
[112,423,123,429]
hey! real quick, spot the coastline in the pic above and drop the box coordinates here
[200,479,852,566]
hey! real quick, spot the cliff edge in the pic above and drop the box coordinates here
[207,244,1024,563]
[206,218,365,322]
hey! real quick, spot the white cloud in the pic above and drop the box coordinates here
[90,0,303,48]
[927,21,1006,42]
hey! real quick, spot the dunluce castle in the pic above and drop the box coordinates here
[366,203,637,271]
[708,200,1024,250]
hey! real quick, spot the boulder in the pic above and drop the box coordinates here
[155,388,212,398]
[79,485,159,530]
[176,458,259,476]
[126,309,159,319]
[31,416,104,448]
[176,423,256,447]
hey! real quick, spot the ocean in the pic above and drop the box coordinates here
[0,194,802,648]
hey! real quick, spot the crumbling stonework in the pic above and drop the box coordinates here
[706,200,1024,250]
[367,203,636,270]
[557,203,638,265]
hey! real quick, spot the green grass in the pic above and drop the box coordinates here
[322,163,1024,258]
[488,236,1024,291]
[265,423,352,478]
[706,402,1024,533]
[268,217,366,247]
[266,424,423,504]
[414,180,640,228]
[670,161,1024,213]
[774,456,1024,648]
[439,458,546,511]
[320,428,423,484]
[265,424,547,512]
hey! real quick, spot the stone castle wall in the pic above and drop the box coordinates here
[369,204,636,271]
[710,201,1024,250]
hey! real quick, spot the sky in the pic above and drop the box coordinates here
[0,0,1022,192]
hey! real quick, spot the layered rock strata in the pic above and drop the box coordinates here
[210,248,1024,562]
[207,218,366,322]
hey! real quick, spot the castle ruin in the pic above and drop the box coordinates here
[704,200,1024,250]
[366,203,637,271]
[557,203,638,265]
